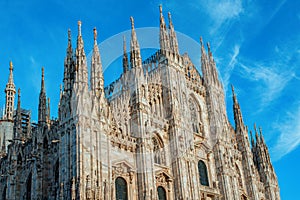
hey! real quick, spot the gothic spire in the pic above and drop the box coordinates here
[63,29,75,94]
[250,130,255,147]
[41,67,45,93]
[17,88,21,113]
[75,20,88,89]
[130,16,142,68]
[201,41,222,87]
[67,29,72,58]
[254,123,260,144]
[159,5,170,52]
[231,85,245,132]
[123,35,129,73]
[14,88,22,139]
[207,42,217,80]
[200,37,211,84]
[4,61,16,120]
[47,97,51,124]
[38,67,47,125]
[168,12,179,54]
[91,27,104,97]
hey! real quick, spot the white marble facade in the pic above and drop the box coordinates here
[0,6,280,200]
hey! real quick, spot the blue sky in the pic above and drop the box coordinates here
[0,0,299,199]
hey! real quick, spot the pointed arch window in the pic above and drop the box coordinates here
[157,186,167,200]
[115,177,128,200]
[152,135,165,165]
[198,160,209,186]
[189,97,203,134]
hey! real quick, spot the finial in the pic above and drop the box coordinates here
[168,12,172,22]
[93,27,97,41]
[200,37,203,46]
[259,127,265,143]
[231,84,235,95]
[207,42,211,52]
[42,67,44,78]
[159,5,162,14]
[68,29,71,41]
[18,88,20,98]
[250,130,255,145]
[9,61,13,71]
[130,16,134,30]
[254,123,260,142]
[78,20,82,36]
[259,127,263,138]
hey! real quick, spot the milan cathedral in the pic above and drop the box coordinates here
[0,5,280,200]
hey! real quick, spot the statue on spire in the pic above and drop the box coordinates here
[91,27,104,97]
[130,16,142,69]
[4,61,16,121]
[38,67,48,125]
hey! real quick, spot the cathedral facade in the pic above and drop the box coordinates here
[0,6,280,200]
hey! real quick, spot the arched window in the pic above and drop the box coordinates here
[152,136,165,165]
[157,186,167,200]
[189,98,202,134]
[115,177,128,200]
[198,160,209,186]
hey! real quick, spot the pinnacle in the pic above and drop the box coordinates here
[78,20,82,36]
[130,16,134,30]
[9,61,13,71]
[93,27,97,42]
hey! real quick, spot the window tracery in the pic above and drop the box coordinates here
[189,97,203,134]
[152,135,165,165]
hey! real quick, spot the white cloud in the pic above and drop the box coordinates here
[271,103,300,161]
[201,0,243,34]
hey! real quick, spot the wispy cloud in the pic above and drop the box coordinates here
[200,0,243,34]
[28,55,41,93]
[271,103,300,161]
[221,44,240,93]
[200,0,244,51]
[238,62,294,107]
